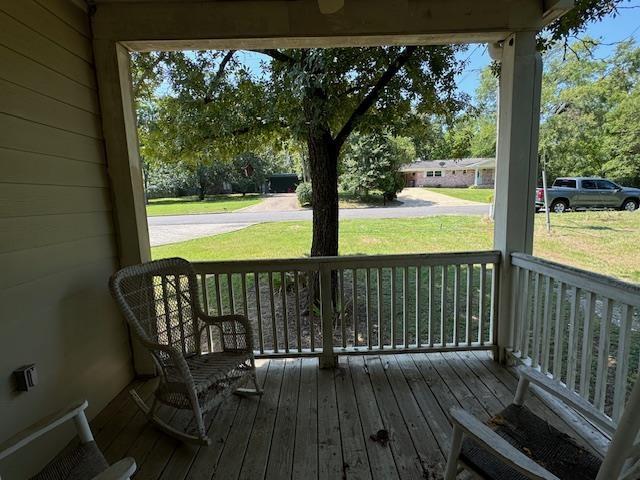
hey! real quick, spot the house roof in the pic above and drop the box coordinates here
[399,158,495,172]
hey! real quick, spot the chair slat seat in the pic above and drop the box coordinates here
[446,364,640,480]
[461,404,602,480]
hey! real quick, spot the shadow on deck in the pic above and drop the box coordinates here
[89,351,574,479]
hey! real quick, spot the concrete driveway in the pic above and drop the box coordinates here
[240,193,300,212]
[397,187,485,207]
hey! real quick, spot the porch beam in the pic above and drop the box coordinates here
[91,0,552,50]
[543,0,575,23]
[493,31,543,362]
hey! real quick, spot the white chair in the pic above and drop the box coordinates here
[0,400,135,480]
[445,365,640,480]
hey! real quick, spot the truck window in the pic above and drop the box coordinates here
[553,179,576,188]
[582,180,598,189]
[596,180,617,190]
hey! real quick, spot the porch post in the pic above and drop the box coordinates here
[492,32,542,362]
[319,264,337,369]
[93,39,155,375]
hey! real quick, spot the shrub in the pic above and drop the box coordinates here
[296,182,313,206]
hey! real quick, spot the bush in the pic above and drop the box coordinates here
[296,182,313,206]
[340,132,414,203]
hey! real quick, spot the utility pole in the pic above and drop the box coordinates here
[541,151,551,233]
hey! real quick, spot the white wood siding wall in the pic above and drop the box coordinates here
[0,1,132,476]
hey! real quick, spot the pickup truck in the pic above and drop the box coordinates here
[536,177,640,213]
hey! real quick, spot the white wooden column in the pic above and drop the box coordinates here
[93,39,155,375]
[493,31,542,362]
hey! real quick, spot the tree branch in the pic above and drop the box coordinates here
[214,117,289,140]
[336,84,365,98]
[204,50,236,103]
[250,49,297,65]
[334,46,417,149]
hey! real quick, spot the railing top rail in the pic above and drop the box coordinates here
[192,250,501,274]
[512,253,640,306]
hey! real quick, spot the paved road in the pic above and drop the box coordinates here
[148,190,490,246]
[150,223,256,247]
[149,203,489,226]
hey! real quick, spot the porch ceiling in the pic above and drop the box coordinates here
[90,0,572,51]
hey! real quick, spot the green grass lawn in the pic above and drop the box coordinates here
[426,187,494,204]
[146,194,263,216]
[152,215,494,261]
[152,211,640,283]
[533,211,640,283]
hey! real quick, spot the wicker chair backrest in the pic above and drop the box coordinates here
[110,258,204,360]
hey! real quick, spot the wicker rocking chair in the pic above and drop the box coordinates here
[109,257,262,445]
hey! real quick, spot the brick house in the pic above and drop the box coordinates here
[400,158,496,188]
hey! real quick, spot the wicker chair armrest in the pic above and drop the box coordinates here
[449,407,560,480]
[92,457,136,480]
[198,313,254,352]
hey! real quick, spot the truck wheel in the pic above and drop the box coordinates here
[621,198,639,212]
[551,199,568,213]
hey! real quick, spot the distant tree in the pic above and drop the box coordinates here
[341,133,415,202]
[145,161,194,199]
[431,36,640,186]
[230,152,269,195]
[423,68,498,160]
[603,83,640,185]
[540,39,640,183]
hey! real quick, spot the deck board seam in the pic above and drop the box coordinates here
[342,357,375,480]
[258,359,287,480]
[389,354,446,460]
[382,355,445,476]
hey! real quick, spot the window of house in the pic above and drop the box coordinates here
[452,170,456,175]
[426,171,434,177]
[434,171,442,177]
[462,170,467,174]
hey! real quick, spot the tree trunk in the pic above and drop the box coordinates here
[308,126,339,258]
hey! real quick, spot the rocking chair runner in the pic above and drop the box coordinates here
[109,257,262,445]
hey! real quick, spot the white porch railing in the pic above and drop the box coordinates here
[192,251,500,362]
[509,253,640,422]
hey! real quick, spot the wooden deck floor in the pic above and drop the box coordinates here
[90,351,574,480]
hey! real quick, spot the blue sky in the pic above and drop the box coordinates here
[177,3,640,101]
[456,2,640,96]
